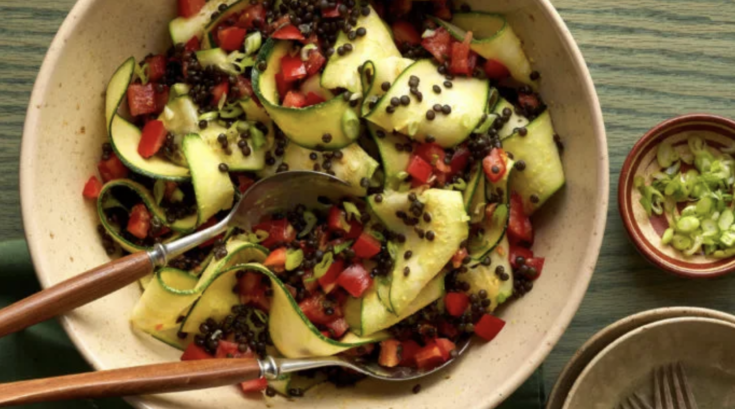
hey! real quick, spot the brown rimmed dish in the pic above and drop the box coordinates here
[618,114,735,278]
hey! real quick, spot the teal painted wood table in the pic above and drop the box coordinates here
[1,0,735,406]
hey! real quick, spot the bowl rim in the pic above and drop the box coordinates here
[618,113,735,279]
[18,0,609,407]
[562,315,735,409]
[545,307,735,408]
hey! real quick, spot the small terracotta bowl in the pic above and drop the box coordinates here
[619,114,735,278]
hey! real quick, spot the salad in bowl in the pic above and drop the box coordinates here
[80,0,565,398]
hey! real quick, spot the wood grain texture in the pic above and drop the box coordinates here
[0,358,262,406]
[0,251,152,337]
[1,0,735,403]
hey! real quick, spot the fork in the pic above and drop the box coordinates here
[618,392,653,409]
[653,363,699,409]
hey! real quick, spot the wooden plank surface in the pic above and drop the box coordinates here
[1,0,735,401]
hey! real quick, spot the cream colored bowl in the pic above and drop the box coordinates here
[19,0,608,408]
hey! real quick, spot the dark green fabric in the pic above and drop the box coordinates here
[0,239,544,408]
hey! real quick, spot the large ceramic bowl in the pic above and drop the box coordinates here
[19,0,608,408]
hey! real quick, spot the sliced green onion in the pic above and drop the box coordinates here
[450,178,467,191]
[300,43,318,61]
[634,175,646,188]
[245,32,263,55]
[198,111,219,122]
[343,202,361,221]
[701,219,718,237]
[250,126,266,150]
[172,83,191,97]
[657,141,679,168]
[721,231,735,247]
[672,234,692,251]
[474,113,498,134]
[396,171,409,181]
[684,235,703,256]
[719,209,734,231]
[170,188,185,203]
[334,240,353,254]
[220,104,244,119]
[688,136,706,154]
[492,204,509,226]
[248,229,269,243]
[370,230,385,241]
[387,241,398,260]
[422,29,437,38]
[313,252,334,279]
[102,195,126,211]
[135,63,149,85]
[406,120,420,137]
[676,216,700,233]
[298,211,317,238]
[695,196,713,216]
[153,180,166,205]
[285,248,304,271]
[661,228,674,245]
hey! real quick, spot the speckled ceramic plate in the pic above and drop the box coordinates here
[562,316,735,409]
[619,114,735,278]
[19,0,607,408]
[546,307,735,409]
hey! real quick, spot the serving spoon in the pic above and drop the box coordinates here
[0,171,354,338]
[0,339,470,406]
[0,170,471,406]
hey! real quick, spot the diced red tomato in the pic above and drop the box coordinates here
[509,244,534,269]
[304,49,326,77]
[399,340,422,367]
[351,232,382,259]
[519,93,540,111]
[474,314,506,342]
[281,54,308,82]
[450,32,474,76]
[178,0,205,18]
[185,36,201,52]
[372,1,385,17]
[232,75,253,100]
[337,263,373,297]
[127,204,151,240]
[435,338,456,361]
[218,27,247,52]
[508,193,534,244]
[240,377,268,393]
[327,206,351,233]
[449,145,470,175]
[137,120,167,159]
[325,317,349,338]
[433,0,453,20]
[444,292,469,317]
[145,55,167,82]
[283,90,307,108]
[299,270,319,292]
[467,52,478,74]
[438,320,459,338]
[263,247,287,269]
[211,81,229,105]
[344,218,363,240]
[275,72,295,101]
[415,342,446,370]
[415,143,446,167]
[181,343,212,361]
[421,27,453,64]
[392,20,421,46]
[452,247,468,268]
[322,2,341,18]
[215,340,251,359]
[299,293,341,325]
[239,271,271,312]
[272,24,306,41]
[304,92,326,107]
[482,148,508,183]
[407,155,433,184]
[153,85,169,113]
[82,176,103,199]
[378,339,402,368]
[343,343,375,357]
[318,259,345,291]
[127,83,158,117]
[484,59,510,81]
[524,257,545,280]
[97,153,129,182]
[253,218,297,249]
[237,174,255,194]
[237,4,266,29]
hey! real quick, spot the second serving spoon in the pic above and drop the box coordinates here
[0,171,351,338]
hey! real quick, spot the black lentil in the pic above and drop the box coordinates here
[426,230,435,241]
[356,27,367,36]
[404,250,413,260]
[442,105,452,114]
[530,71,541,80]
[218,163,229,172]
[386,105,396,114]
[322,133,333,143]
[518,127,528,137]
[400,95,410,106]
[426,110,436,120]
[433,104,442,112]
[443,80,453,88]
[381,81,391,91]
[530,194,540,204]
[515,160,527,171]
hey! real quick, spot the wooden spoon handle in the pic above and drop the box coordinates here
[0,251,153,338]
[0,359,262,406]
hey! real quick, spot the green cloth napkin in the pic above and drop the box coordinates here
[0,239,544,408]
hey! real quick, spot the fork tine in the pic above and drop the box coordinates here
[653,367,664,409]
[669,363,688,409]
[632,391,654,409]
[676,363,699,409]
[662,366,674,409]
